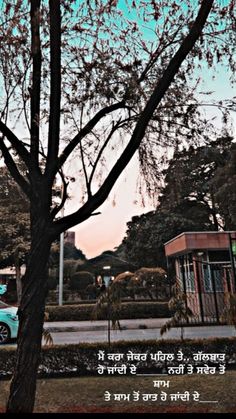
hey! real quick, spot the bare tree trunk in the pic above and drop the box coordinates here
[6,232,51,413]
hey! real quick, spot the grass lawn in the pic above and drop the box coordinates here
[0,371,236,413]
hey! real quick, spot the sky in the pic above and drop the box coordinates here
[64,2,235,259]
[71,154,154,258]
[1,1,235,259]
[70,66,235,259]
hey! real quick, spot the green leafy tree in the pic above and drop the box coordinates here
[50,242,86,264]
[118,204,214,268]
[160,285,194,340]
[92,282,122,346]
[48,242,86,289]
[0,0,235,413]
[48,258,78,291]
[0,165,66,302]
[113,271,137,299]
[134,267,168,300]
[212,143,236,229]
[118,136,235,268]
[0,167,30,303]
[114,267,168,300]
[159,136,233,230]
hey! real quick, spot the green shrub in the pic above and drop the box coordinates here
[69,271,94,291]
[46,304,92,321]
[46,301,171,321]
[86,284,99,299]
[0,338,235,378]
[47,275,58,291]
[114,267,169,300]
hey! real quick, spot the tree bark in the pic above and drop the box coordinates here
[6,230,51,413]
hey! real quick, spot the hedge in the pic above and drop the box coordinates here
[69,271,94,291]
[46,302,171,321]
[47,298,169,306]
[0,338,235,379]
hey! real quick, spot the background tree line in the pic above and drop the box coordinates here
[117,135,236,268]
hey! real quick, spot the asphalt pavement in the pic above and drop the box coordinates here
[44,318,169,332]
[49,325,236,345]
[42,318,236,345]
[2,319,235,347]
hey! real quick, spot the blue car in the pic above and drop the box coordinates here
[0,301,19,344]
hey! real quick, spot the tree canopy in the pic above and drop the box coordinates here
[0,166,30,301]
[159,135,234,229]
[117,205,215,268]
[212,143,236,229]
[0,1,235,219]
[50,241,86,264]
[118,135,236,268]
[0,166,30,263]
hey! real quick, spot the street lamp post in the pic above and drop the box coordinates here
[58,190,65,306]
[58,228,64,306]
[103,265,111,346]
[228,232,236,291]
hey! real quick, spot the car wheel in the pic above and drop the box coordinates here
[0,323,10,344]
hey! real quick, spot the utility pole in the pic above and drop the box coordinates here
[58,192,65,306]
[228,232,236,292]
[103,265,111,346]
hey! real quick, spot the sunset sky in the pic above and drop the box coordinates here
[72,153,154,258]
[1,1,235,260]
[70,68,236,259]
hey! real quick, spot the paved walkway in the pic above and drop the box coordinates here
[50,325,236,344]
[44,318,171,332]
[44,318,236,335]
[1,319,235,347]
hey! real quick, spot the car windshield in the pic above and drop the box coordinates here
[0,300,10,309]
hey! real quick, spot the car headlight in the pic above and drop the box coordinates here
[6,313,18,321]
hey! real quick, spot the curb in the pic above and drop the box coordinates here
[45,324,158,333]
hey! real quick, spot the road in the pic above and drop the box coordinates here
[1,319,235,347]
[50,325,236,345]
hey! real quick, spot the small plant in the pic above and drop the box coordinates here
[91,282,122,346]
[42,312,53,347]
[160,285,193,340]
[221,293,236,328]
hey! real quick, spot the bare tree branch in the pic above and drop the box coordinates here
[56,100,127,172]
[88,119,122,187]
[51,0,214,237]
[70,111,91,197]
[136,23,185,86]
[79,141,91,198]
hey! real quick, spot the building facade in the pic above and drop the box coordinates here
[164,231,236,323]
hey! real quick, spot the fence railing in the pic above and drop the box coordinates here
[172,260,234,325]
